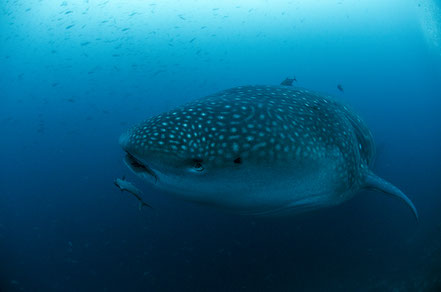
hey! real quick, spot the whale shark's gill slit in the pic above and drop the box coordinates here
[124,152,158,183]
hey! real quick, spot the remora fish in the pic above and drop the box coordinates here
[119,85,418,220]
[114,177,152,209]
[280,77,296,86]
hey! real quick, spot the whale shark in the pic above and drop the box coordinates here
[119,85,418,220]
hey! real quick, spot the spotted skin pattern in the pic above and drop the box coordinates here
[125,86,370,182]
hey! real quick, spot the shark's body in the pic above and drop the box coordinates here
[119,85,417,219]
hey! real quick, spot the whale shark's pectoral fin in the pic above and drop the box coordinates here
[363,172,418,221]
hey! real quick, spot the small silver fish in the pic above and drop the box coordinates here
[114,177,152,209]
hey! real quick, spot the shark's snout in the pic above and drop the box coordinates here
[119,129,159,183]
[118,129,143,158]
[118,131,131,151]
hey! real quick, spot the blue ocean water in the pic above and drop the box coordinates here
[1,0,441,291]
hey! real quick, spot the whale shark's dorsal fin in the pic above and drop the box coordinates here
[364,172,418,221]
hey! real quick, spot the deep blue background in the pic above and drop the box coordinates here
[1,0,441,291]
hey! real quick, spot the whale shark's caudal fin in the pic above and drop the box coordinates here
[363,172,418,222]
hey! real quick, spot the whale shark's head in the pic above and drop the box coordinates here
[119,86,327,209]
[118,114,223,188]
[118,90,271,206]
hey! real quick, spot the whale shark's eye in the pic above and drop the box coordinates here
[233,157,242,164]
[192,158,204,172]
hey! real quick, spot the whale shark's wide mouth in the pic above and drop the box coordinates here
[124,152,158,183]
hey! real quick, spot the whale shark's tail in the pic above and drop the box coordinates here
[363,171,418,222]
